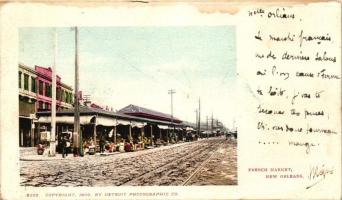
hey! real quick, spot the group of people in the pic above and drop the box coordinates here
[99,138,142,153]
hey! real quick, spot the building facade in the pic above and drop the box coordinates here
[19,64,73,147]
[35,65,73,112]
[19,64,37,147]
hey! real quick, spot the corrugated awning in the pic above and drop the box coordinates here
[37,115,94,125]
[186,127,194,131]
[157,125,169,129]
[131,121,146,128]
[203,131,214,134]
[116,119,131,126]
[96,116,116,126]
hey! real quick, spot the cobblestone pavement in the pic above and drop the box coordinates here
[20,137,237,186]
[186,139,237,185]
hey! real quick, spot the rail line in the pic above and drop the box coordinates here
[120,138,225,186]
[21,138,228,187]
[182,140,225,186]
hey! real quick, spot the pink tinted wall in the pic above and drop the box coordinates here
[35,65,62,111]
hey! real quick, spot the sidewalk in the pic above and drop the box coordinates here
[19,141,191,161]
[19,147,120,161]
[20,153,75,161]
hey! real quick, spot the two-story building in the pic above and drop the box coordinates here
[19,64,73,147]
[35,65,73,112]
[19,64,37,147]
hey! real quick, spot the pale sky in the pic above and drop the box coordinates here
[19,27,236,128]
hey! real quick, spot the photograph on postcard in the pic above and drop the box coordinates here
[18,26,238,187]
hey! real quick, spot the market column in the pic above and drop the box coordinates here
[93,118,97,146]
[141,126,145,149]
[30,119,35,147]
[113,126,117,144]
[159,128,161,140]
[37,123,41,144]
[128,123,132,142]
[150,125,154,146]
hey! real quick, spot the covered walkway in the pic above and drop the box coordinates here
[36,106,195,153]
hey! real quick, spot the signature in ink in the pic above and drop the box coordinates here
[306,164,334,189]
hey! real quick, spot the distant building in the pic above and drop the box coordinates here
[90,103,103,110]
[19,64,73,147]
[117,104,182,123]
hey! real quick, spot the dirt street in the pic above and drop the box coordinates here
[20,137,237,186]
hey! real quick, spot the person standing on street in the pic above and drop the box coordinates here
[99,136,105,153]
[61,135,68,158]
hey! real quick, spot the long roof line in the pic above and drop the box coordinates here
[37,106,193,127]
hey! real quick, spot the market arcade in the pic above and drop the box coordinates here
[36,105,195,153]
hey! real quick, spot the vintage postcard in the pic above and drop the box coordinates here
[0,1,341,200]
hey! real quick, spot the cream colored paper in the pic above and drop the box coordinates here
[0,1,341,200]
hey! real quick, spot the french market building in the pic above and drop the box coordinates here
[36,105,195,150]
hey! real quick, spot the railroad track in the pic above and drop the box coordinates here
[182,140,226,186]
[21,138,227,187]
[119,138,225,186]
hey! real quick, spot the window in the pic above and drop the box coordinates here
[48,84,52,97]
[62,90,66,102]
[39,80,44,95]
[18,72,22,88]
[24,74,29,90]
[64,91,67,103]
[45,102,50,110]
[57,88,61,100]
[31,77,36,92]
[45,83,51,97]
[68,92,72,104]
[38,101,43,109]
[66,92,69,103]
[44,83,48,97]
[70,93,73,104]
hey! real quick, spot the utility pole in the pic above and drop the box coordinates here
[195,109,198,132]
[73,27,81,157]
[168,89,175,144]
[206,115,208,139]
[198,98,201,138]
[211,113,214,136]
[49,28,57,157]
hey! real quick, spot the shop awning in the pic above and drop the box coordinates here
[186,127,194,131]
[37,115,94,125]
[131,121,146,128]
[157,125,169,130]
[116,119,131,126]
[203,131,214,134]
[96,116,116,126]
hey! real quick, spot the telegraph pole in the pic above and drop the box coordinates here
[198,98,201,138]
[73,27,81,157]
[49,28,57,157]
[211,113,214,136]
[168,89,175,144]
[206,115,208,139]
[195,109,198,132]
